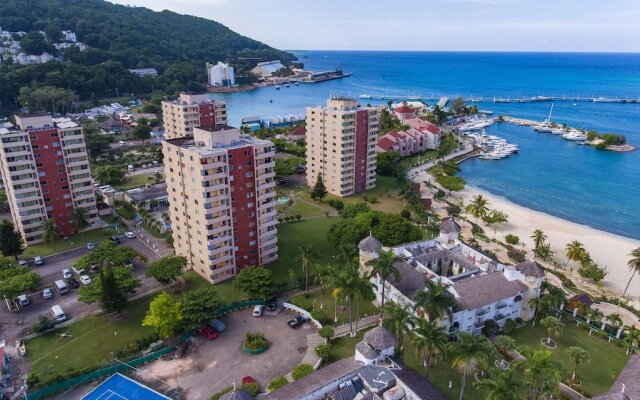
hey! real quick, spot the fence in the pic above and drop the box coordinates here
[24,300,266,400]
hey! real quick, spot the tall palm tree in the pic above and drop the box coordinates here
[473,368,521,400]
[465,194,489,225]
[623,326,640,355]
[412,318,449,379]
[73,207,90,231]
[623,247,640,297]
[540,316,563,345]
[41,219,60,243]
[353,274,376,331]
[566,346,589,381]
[366,250,400,319]
[588,308,604,327]
[519,347,563,400]
[296,244,316,292]
[382,302,412,351]
[413,280,455,322]
[530,229,547,253]
[451,334,493,400]
[606,313,623,329]
[564,240,586,267]
[336,243,358,268]
[314,263,337,310]
[332,266,360,336]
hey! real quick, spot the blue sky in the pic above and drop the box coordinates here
[108,0,640,52]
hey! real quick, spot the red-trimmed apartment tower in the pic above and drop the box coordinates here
[161,93,227,139]
[0,114,98,245]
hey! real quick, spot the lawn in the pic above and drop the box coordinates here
[322,328,372,366]
[112,173,162,191]
[289,290,379,326]
[280,194,333,218]
[22,227,117,258]
[322,176,406,215]
[398,149,439,171]
[510,319,629,396]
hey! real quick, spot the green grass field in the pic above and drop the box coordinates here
[289,290,379,326]
[112,173,162,191]
[22,228,117,258]
[322,328,372,366]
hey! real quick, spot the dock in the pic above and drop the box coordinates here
[436,97,449,108]
[357,94,640,104]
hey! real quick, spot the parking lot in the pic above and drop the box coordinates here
[137,308,313,399]
[0,233,165,343]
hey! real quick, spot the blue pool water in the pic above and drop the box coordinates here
[211,51,640,239]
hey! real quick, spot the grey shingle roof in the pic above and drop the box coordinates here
[391,358,448,400]
[364,325,396,351]
[515,260,545,277]
[220,389,254,400]
[355,341,378,360]
[593,355,640,400]
[439,217,461,234]
[387,260,427,298]
[452,272,527,310]
[358,235,383,252]
[415,249,478,272]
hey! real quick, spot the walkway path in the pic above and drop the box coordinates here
[333,315,380,337]
[407,143,474,184]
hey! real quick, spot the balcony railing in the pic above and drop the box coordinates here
[496,302,508,309]
[475,308,489,317]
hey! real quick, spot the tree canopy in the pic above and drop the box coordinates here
[73,241,146,270]
[143,291,182,338]
[92,165,125,185]
[0,259,40,299]
[232,266,274,299]
[145,255,187,285]
[0,220,24,260]
[78,265,141,304]
[180,287,227,329]
[328,209,422,249]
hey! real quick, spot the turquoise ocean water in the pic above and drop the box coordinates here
[211,51,640,239]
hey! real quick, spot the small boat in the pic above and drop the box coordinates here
[295,82,300,86]
[275,85,280,90]
[572,103,577,106]
[269,99,273,103]
[285,84,290,88]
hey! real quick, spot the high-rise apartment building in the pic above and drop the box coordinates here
[0,114,98,245]
[163,125,278,284]
[305,97,379,197]
[161,93,227,139]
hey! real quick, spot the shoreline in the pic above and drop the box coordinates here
[450,184,640,299]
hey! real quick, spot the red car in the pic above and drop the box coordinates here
[197,326,219,340]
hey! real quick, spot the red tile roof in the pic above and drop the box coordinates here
[377,136,397,152]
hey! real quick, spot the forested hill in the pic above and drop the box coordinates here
[0,0,296,111]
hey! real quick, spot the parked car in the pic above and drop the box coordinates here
[197,326,219,340]
[17,294,30,306]
[253,305,264,317]
[124,231,136,239]
[90,262,98,271]
[62,268,73,279]
[287,315,309,329]
[209,319,227,333]
[122,260,133,269]
[110,236,121,244]
[18,259,28,267]
[67,277,80,289]
[42,288,53,299]
[34,256,44,266]
[86,242,95,250]
[266,295,278,311]
[79,275,92,285]
[72,266,86,276]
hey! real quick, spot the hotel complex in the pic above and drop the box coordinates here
[162,125,278,284]
[161,93,227,139]
[0,114,98,244]
[305,97,379,197]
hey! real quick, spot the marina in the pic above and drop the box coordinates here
[457,117,520,160]
[358,94,640,104]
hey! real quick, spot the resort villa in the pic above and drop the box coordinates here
[359,217,545,336]
[376,116,442,156]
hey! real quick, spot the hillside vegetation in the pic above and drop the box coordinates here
[0,0,295,111]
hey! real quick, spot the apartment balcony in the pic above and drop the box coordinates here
[202,172,227,182]
[496,302,509,310]
[254,151,275,160]
[258,201,276,211]
[5,149,31,158]
[255,162,275,172]
[260,253,278,265]
[209,244,233,254]
[210,253,233,264]
[495,314,507,321]
[256,180,276,191]
[209,236,231,246]
[259,171,276,180]
[205,194,228,204]
[66,157,89,168]
[22,219,45,230]
[5,158,34,168]
[208,215,231,226]
[260,236,278,247]
[205,182,227,193]
[209,203,229,214]
[62,142,86,151]
[72,190,94,200]
[208,225,231,236]
[13,185,38,195]
[475,308,490,317]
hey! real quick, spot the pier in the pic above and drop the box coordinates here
[358,94,640,104]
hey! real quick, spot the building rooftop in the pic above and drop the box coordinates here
[126,183,167,203]
[593,355,640,400]
[391,358,448,400]
[219,389,254,400]
[363,325,396,351]
[355,341,378,360]
[439,217,461,234]
[414,249,478,273]
[165,131,273,155]
[387,260,428,298]
[358,234,383,252]
[452,272,526,310]
[515,259,545,278]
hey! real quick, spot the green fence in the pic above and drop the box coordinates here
[24,301,266,400]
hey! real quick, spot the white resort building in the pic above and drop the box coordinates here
[359,217,544,336]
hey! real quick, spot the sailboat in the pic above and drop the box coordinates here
[534,104,554,133]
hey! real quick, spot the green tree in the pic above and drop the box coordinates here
[540,316,563,345]
[483,209,508,247]
[332,266,361,335]
[376,151,400,176]
[494,335,516,356]
[78,266,141,304]
[466,194,490,225]
[382,302,412,351]
[93,165,126,185]
[412,280,455,322]
[530,229,547,255]
[99,267,129,313]
[143,291,183,338]
[73,207,90,231]
[310,173,327,201]
[0,220,24,260]
[318,326,335,342]
[232,266,273,299]
[473,368,521,400]
[411,318,449,379]
[623,247,640,297]
[451,97,466,114]
[566,346,589,381]
[145,255,187,285]
[520,347,563,400]
[296,244,315,293]
[181,287,226,329]
[451,333,493,400]
[19,31,52,55]
[623,326,640,355]
[0,260,40,299]
[74,241,146,270]
[564,240,586,267]
[315,343,332,358]
[41,219,60,243]
[132,123,151,140]
[366,249,400,318]
[606,313,623,328]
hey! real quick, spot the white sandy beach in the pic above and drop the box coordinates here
[453,186,640,300]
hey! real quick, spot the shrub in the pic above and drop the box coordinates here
[268,376,289,392]
[31,316,55,333]
[318,326,335,340]
[310,309,329,324]
[503,318,517,334]
[400,209,411,219]
[295,214,302,222]
[331,200,344,210]
[242,376,255,385]
[240,382,260,396]
[291,363,314,380]
[315,343,332,358]
[26,373,40,388]
[505,234,519,245]
[210,386,233,400]
[436,175,465,191]
[277,217,284,223]
[471,224,484,235]
[508,248,526,263]
[365,194,378,204]
[243,332,268,350]
[446,204,461,216]
[327,199,335,207]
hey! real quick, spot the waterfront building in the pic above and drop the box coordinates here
[206,61,235,87]
[250,60,285,78]
[161,93,227,139]
[61,30,77,43]
[163,125,278,284]
[305,96,378,197]
[359,217,544,336]
[0,114,98,245]
[376,117,441,156]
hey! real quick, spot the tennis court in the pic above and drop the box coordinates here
[81,373,170,400]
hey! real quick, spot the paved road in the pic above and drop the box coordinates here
[407,143,474,184]
[0,233,166,342]
[127,165,163,177]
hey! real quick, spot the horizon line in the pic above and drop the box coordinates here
[284,49,640,55]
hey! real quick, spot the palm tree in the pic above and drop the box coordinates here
[314,263,337,310]
[623,326,640,355]
[494,335,516,356]
[332,266,360,336]
[411,318,449,379]
[296,244,316,292]
[451,333,493,400]
[606,313,623,329]
[465,195,489,225]
[413,279,455,322]
[588,308,604,328]
[566,346,589,381]
[623,247,640,297]
[382,302,412,351]
[353,274,376,332]
[336,243,358,268]
[520,347,563,400]
[73,207,90,231]
[564,240,586,267]
[473,368,521,400]
[540,316,563,345]
[41,219,60,243]
[366,250,400,319]
[530,229,547,253]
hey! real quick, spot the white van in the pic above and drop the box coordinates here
[127,165,134,172]
[118,140,126,146]
[54,279,69,294]
[51,305,66,322]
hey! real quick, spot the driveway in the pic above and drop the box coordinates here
[138,309,313,399]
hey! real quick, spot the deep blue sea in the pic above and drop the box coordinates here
[211,51,640,239]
